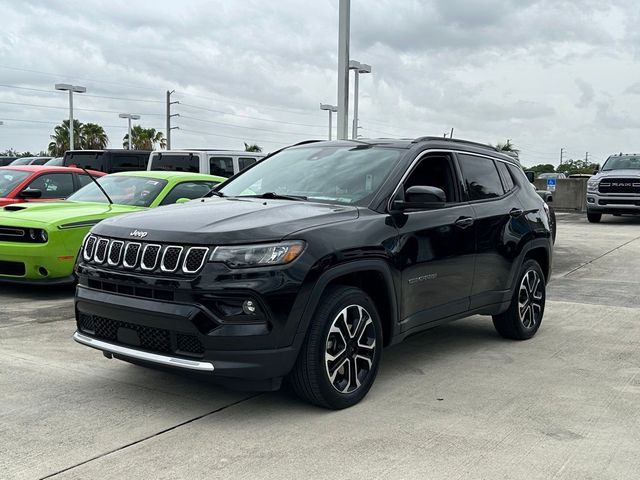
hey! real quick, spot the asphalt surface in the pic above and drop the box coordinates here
[2,212,639,479]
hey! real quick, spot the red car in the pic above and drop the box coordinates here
[0,166,106,207]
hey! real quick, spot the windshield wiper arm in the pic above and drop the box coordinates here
[79,167,113,204]
[205,188,225,198]
[253,192,307,201]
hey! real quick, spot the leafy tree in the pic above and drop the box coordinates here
[48,119,84,156]
[556,159,600,175]
[123,125,166,150]
[244,142,263,152]
[526,163,556,175]
[491,139,519,157]
[82,123,109,149]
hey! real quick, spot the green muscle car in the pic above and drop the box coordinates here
[0,171,225,284]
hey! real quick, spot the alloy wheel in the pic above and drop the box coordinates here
[518,270,544,329]
[324,304,377,394]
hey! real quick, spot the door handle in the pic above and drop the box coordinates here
[509,208,524,217]
[455,216,474,229]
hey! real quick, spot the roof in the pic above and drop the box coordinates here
[151,149,267,156]
[286,137,517,163]
[0,165,105,175]
[65,149,151,154]
[111,170,226,182]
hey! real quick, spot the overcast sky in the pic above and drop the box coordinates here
[1,0,639,166]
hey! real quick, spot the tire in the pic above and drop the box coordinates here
[587,212,602,223]
[289,285,383,409]
[492,259,545,340]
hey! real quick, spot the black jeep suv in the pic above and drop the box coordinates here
[74,137,553,409]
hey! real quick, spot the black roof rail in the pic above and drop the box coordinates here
[411,136,501,153]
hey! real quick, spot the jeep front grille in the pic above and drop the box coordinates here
[598,178,640,194]
[82,235,208,275]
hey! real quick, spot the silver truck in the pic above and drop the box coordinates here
[586,154,640,223]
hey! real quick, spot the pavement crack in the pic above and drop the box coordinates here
[38,393,263,480]
[561,234,640,278]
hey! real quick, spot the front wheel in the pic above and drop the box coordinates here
[493,259,545,340]
[587,211,602,223]
[289,285,382,409]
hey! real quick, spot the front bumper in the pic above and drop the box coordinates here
[586,193,640,214]
[0,241,77,282]
[74,282,304,384]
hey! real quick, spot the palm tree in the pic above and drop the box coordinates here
[244,142,263,152]
[82,123,109,149]
[491,139,520,157]
[123,125,166,150]
[48,119,84,156]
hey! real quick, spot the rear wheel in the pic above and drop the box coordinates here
[493,259,545,340]
[587,212,602,223]
[290,285,382,409]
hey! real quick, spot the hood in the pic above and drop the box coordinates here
[92,197,360,244]
[0,201,142,228]
[594,169,640,180]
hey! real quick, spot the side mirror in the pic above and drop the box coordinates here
[525,171,535,183]
[175,197,191,204]
[392,185,446,211]
[19,188,42,199]
[593,169,599,175]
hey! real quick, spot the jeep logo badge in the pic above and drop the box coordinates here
[129,230,148,238]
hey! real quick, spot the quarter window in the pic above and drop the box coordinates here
[458,154,505,201]
[495,161,515,192]
[239,157,257,171]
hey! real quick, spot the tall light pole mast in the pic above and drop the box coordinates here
[119,113,140,150]
[55,84,86,150]
[560,147,564,165]
[337,0,350,140]
[320,104,338,140]
[349,60,372,139]
[166,90,179,149]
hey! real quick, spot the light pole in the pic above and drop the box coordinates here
[119,113,140,150]
[349,60,371,139]
[337,0,350,140]
[55,84,86,150]
[320,104,338,140]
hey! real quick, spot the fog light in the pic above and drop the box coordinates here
[587,197,595,203]
[243,300,257,315]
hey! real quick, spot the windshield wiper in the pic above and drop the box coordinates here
[251,192,307,201]
[205,188,225,198]
[79,167,113,204]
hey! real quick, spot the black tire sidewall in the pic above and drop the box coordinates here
[310,286,383,409]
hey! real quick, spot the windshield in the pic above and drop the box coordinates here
[602,155,640,171]
[10,158,33,165]
[0,169,31,197]
[67,175,168,207]
[44,157,64,166]
[219,145,402,206]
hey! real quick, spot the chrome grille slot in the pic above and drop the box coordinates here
[94,238,109,264]
[141,244,161,271]
[183,247,209,274]
[161,246,183,272]
[107,240,124,266]
[83,235,97,261]
[123,243,141,269]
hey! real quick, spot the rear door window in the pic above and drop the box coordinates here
[151,154,199,172]
[112,154,144,172]
[495,161,515,192]
[209,157,233,177]
[457,154,505,201]
[26,173,75,199]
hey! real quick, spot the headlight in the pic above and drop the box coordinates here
[587,181,598,192]
[27,228,48,243]
[210,240,305,268]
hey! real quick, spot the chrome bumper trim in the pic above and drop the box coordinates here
[73,331,214,372]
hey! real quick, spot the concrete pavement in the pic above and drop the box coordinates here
[1,212,639,479]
